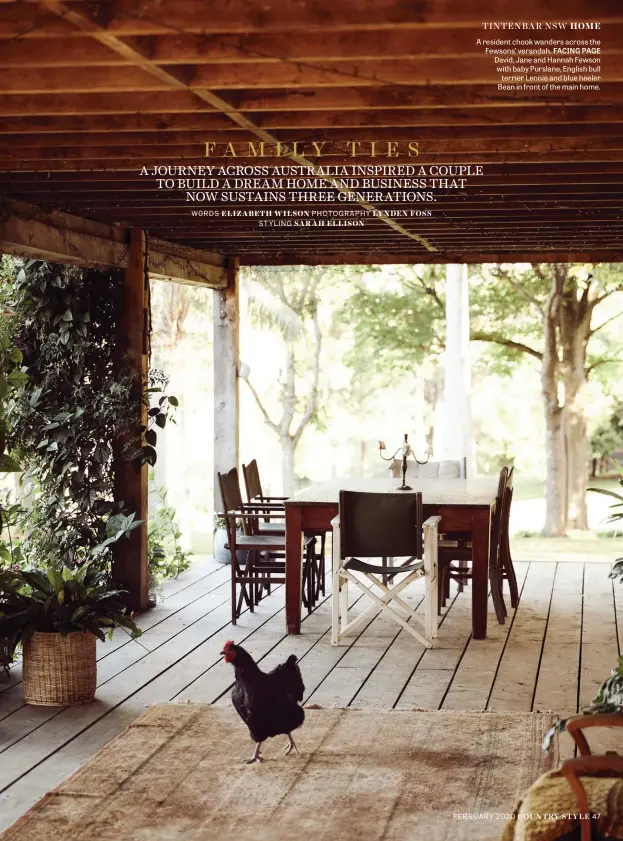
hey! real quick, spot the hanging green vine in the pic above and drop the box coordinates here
[4,260,176,568]
[5,261,134,564]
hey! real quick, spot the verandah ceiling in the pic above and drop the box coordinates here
[0,0,622,266]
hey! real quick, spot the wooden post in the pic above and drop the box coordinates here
[213,257,240,514]
[113,227,149,611]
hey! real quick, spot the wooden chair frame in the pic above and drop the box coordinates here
[217,467,318,623]
[438,466,510,624]
[559,714,623,841]
[243,458,327,601]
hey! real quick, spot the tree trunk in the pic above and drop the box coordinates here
[543,403,567,536]
[565,405,589,529]
[560,279,592,531]
[281,435,296,496]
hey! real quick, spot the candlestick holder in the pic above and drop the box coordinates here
[378,433,430,490]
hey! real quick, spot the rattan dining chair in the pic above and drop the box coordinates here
[331,490,441,648]
[217,467,317,623]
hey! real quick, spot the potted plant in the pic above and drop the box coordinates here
[0,514,143,706]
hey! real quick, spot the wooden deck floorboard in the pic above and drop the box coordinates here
[0,559,619,833]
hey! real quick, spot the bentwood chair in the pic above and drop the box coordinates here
[243,458,327,601]
[437,466,510,624]
[217,468,317,623]
[331,490,441,648]
[504,715,623,841]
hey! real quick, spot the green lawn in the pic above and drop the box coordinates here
[511,533,623,563]
[513,474,622,503]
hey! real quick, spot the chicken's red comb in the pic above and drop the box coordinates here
[223,639,235,649]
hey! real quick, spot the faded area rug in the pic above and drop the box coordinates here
[2,705,557,841]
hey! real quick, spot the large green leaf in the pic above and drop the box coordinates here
[0,454,21,473]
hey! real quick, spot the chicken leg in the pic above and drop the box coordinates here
[284,733,299,755]
[246,742,263,764]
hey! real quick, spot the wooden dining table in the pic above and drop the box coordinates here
[284,476,499,639]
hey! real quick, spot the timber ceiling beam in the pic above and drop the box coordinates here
[237,249,623,267]
[2,27,622,60]
[0,199,226,286]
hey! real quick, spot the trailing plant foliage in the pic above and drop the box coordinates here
[5,261,135,563]
[0,496,26,571]
[0,555,142,667]
[589,461,623,581]
[0,285,29,679]
[126,369,178,469]
[0,330,27,475]
[4,260,176,568]
[590,401,623,465]
[148,474,191,583]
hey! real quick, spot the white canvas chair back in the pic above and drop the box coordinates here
[331,490,440,648]
[389,458,466,479]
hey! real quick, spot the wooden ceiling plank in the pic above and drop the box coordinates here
[5,85,623,116]
[225,84,623,111]
[35,0,623,34]
[5,29,623,65]
[0,66,182,94]
[6,123,623,147]
[2,58,621,92]
[0,91,212,116]
[2,161,622,179]
[4,151,623,169]
[3,136,623,160]
[186,58,623,90]
[4,105,623,134]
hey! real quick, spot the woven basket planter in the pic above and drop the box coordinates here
[23,631,97,706]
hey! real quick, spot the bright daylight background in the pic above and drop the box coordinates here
[149,264,623,564]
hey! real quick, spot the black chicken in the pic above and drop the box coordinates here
[221,640,305,764]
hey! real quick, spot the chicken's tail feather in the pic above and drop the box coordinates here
[269,655,305,702]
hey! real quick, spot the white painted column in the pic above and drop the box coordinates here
[434,263,474,475]
[213,257,239,512]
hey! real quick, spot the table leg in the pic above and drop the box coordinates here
[285,504,303,634]
[471,509,491,639]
